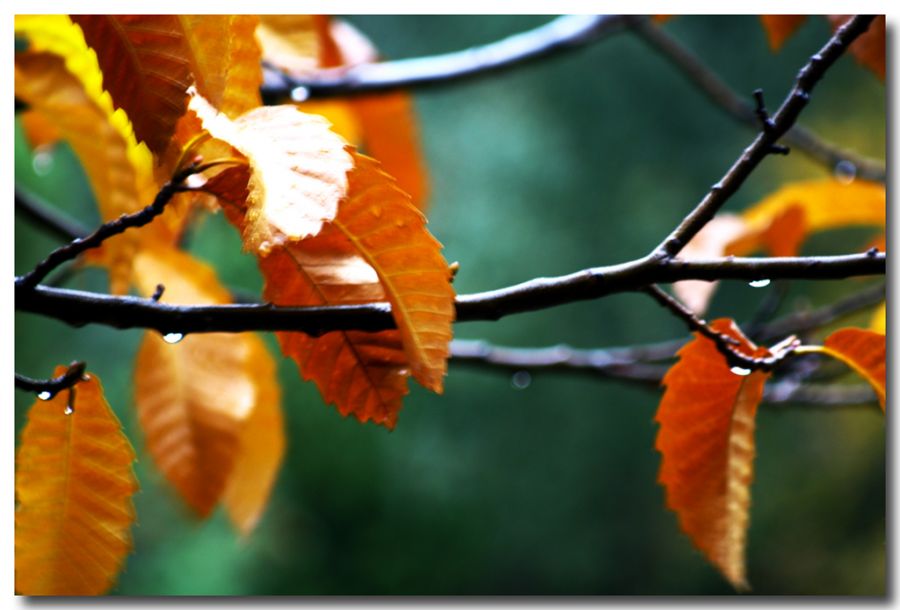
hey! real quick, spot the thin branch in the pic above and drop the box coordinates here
[261,15,632,101]
[654,15,876,259]
[14,361,86,399]
[15,188,89,243]
[631,18,885,183]
[17,165,201,290]
[450,339,876,407]
[14,251,885,335]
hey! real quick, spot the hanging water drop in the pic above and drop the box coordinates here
[163,332,184,344]
[834,160,857,184]
[290,86,310,103]
[511,370,532,390]
[64,405,74,415]
[730,366,752,377]
[37,391,52,401]
[748,279,771,288]
[32,148,54,176]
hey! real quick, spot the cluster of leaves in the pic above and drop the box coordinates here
[13,14,886,595]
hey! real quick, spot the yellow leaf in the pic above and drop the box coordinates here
[869,302,886,334]
[16,368,138,595]
[656,319,771,590]
[819,328,886,410]
[191,94,355,252]
[71,15,194,157]
[14,50,156,294]
[132,246,284,518]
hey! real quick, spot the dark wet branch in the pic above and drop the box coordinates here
[14,361,86,399]
[631,17,885,182]
[261,15,632,100]
[653,15,877,258]
[14,251,884,336]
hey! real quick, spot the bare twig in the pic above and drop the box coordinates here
[15,189,89,243]
[654,15,877,258]
[261,15,632,100]
[631,17,886,182]
[14,251,884,335]
[14,361,86,399]
[16,164,202,290]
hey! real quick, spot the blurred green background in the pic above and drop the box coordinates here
[14,15,885,595]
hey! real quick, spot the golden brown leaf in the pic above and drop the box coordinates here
[759,15,807,51]
[656,319,771,590]
[19,109,62,149]
[16,368,138,595]
[71,15,194,157]
[191,95,354,252]
[827,15,885,80]
[179,15,262,118]
[132,246,284,518]
[819,328,886,410]
[14,51,156,294]
[256,15,338,74]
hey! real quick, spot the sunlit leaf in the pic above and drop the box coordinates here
[132,246,284,518]
[656,319,772,590]
[869,302,886,334]
[19,110,62,150]
[71,15,194,156]
[191,95,354,252]
[16,368,138,595]
[759,15,807,51]
[827,15,885,80]
[819,328,886,410]
[14,50,156,294]
[256,15,338,74]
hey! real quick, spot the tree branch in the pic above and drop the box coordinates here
[16,164,201,290]
[653,15,876,258]
[14,251,884,335]
[14,361,86,399]
[261,15,632,100]
[631,18,885,183]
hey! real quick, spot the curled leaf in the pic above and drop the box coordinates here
[16,369,138,595]
[820,328,886,410]
[656,319,771,590]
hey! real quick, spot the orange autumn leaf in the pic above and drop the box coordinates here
[656,319,771,590]
[191,94,354,251]
[71,16,194,158]
[14,51,156,294]
[19,110,62,150]
[132,246,284,520]
[256,15,338,75]
[759,15,807,51]
[179,15,262,119]
[16,368,138,595]
[827,15,885,80]
[819,328,886,410]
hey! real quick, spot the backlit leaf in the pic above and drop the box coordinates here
[820,328,886,410]
[179,15,262,118]
[759,15,807,51]
[256,15,338,74]
[19,110,62,150]
[71,15,194,156]
[14,50,156,294]
[16,369,138,595]
[191,95,354,252]
[869,302,886,334]
[827,15,885,80]
[656,319,771,590]
[132,246,284,518]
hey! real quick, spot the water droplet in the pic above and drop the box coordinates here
[37,391,52,401]
[511,370,532,390]
[184,173,207,189]
[290,86,310,103]
[163,332,184,344]
[748,279,771,288]
[371,205,382,218]
[64,405,74,415]
[834,160,857,184]
[32,148,54,176]
[730,366,752,377]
